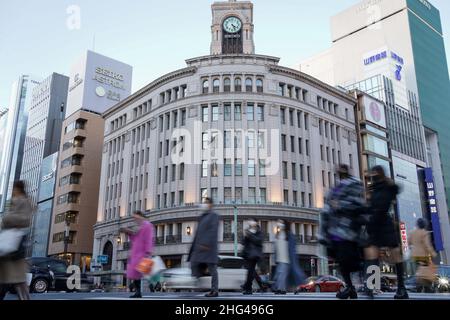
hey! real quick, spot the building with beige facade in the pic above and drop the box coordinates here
[48,51,132,268]
[92,0,360,284]
[48,110,104,268]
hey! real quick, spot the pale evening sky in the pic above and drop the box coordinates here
[0,0,449,108]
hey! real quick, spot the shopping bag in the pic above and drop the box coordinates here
[416,259,436,284]
[136,257,154,275]
[150,256,166,276]
[0,229,27,257]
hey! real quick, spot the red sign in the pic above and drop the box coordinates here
[400,222,408,252]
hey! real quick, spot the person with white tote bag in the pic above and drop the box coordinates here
[0,181,32,300]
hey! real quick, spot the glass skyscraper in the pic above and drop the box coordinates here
[0,75,41,214]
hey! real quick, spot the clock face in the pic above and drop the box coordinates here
[223,16,242,33]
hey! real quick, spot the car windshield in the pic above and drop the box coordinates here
[305,277,318,283]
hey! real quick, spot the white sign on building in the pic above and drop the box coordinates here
[363,96,386,128]
[66,50,133,118]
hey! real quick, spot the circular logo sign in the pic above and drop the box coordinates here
[95,86,106,97]
[369,102,381,123]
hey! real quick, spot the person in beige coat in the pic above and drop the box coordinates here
[408,218,437,262]
[408,218,437,292]
[0,181,32,300]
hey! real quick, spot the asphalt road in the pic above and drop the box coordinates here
[4,291,450,300]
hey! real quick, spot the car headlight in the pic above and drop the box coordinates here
[439,277,449,286]
[308,281,314,286]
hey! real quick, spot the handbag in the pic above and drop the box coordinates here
[136,257,154,275]
[0,228,27,257]
[416,258,436,284]
[144,256,167,280]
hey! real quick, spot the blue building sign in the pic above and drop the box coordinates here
[424,168,444,251]
[97,255,109,265]
[364,50,388,65]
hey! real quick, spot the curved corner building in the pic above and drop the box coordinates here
[93,0,359,284]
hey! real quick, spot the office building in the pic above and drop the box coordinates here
[20,73,69,206]
[48,51,132,267]
[0,75,41,213]
[299,0,450,262]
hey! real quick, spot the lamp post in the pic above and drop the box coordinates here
[64,213,72,264]
[233,205,238,257]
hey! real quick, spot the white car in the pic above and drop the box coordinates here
[161,256,248,291]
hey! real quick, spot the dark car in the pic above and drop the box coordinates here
[27,257,93,293]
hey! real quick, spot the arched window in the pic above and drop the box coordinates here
[256,79,263,93]
[213,79,220,93]
[102,241,113,271]
[202,80,209,94]
[245,78,253,92]
[235,77,242,92]
[224,78,231,92]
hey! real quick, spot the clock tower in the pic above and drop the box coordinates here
[210,0,255,55]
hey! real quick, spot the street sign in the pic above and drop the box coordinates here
[97,255,109,265]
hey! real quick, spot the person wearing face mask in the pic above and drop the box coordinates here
[188,197,219,297]
[241,219,263,295]
[120,210,154,299]
[364,165,409,299]
[320,164,365,299]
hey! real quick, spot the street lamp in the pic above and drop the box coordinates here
[233,205,238,257]
[186,226,192,236]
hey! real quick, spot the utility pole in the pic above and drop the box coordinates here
[233,205,238,257]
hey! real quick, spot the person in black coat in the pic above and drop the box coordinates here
[188,197,219,297]
[364,165,409,300]
[241,219,263,295]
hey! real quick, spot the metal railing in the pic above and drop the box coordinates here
[223,232,243,242]
[165,234,182,244]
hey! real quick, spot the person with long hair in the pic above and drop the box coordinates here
[0,181,32,300]
[364,165,409,299]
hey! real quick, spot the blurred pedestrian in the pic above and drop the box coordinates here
[320,164,365,299]
[0,181,32,300]
[272,220,290,294]
[241,219,263,295]
[120,210,154,299]
[188,197,219,297]
[364,165,409,299]
[272,220,306,294]
[409,218,437,293]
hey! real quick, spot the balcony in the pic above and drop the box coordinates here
[223,232,243,243]
[165,234,182,245]
[155,236,165,246]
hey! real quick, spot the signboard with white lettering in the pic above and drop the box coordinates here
[424,168,444,251]
[66,50,132,118]
[400,222,408,253]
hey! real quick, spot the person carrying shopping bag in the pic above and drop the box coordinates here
[120,210,154,299]
[408,218,437,292]
[0,181,33,300]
